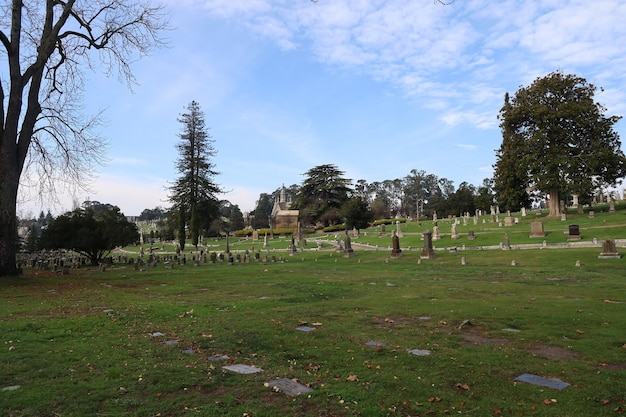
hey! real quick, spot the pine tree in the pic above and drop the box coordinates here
[169,101,221,249]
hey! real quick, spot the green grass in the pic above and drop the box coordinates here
[2,209,626,416]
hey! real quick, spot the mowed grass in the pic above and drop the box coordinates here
[2,206,626,416]
[2,243,625,417]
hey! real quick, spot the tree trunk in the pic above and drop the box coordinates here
[0,170,20,276]
[548,188,561,217]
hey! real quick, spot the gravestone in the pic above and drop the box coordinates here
[380,224,387,236]
[561,212,567,221]
[567,224,581,240]
[467,230,475,240]
[504,216,514,227]
[396,220,403,238]
[451,224,459,239]
[588,210,595,219]
[223,364,263,374]
[252,230,259,241]
[343,230,355,258]
[432,225,440,240]
[390,231,402,258]
[515,373,569,390]
[598,239,621,259]
[420,230,436,259]
[289,237,298,256]
[266,378,313,397]
[529,221,545,238]
[503,234,511,250]
[296,326,316,332]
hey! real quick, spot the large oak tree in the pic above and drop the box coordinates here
[0,1,167,276]
[494,71,625,216]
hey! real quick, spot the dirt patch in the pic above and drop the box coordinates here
[456,326,581,361]
[528,344,580,361]
[460,332,511,346]
[599,362,626,370]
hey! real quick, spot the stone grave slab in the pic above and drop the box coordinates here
[150,332,165,337]
[365,341,386,348]
[164,340,179,345]
[296,326,316,332]
[208,355,229,362]
[182,349,195,355]
[266,378,314,397]
[223,364,263,374]
[515,373,569,390]
[408,349,431,356]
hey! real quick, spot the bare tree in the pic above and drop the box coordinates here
[0,0,168,276]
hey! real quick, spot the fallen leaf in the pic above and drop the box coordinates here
[456,383,470,390]
[493,408,502,414]
[575,329,585,334]
[312,322,322,326]
[543,399,553,405]
[346,375,359,382]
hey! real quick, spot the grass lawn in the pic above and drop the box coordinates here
[1,209,625,416]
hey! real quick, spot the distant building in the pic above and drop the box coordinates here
[270,185,299,230]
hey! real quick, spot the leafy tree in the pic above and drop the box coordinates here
[293,164,352,226]
[475,178,495,212]
[343,197,373,231]
[139,207,168,221]
[169,101,222,249]
[0,1,167,276]
[447,182,476,216]
[495,72,626,216]
[40,207,138,265]
[252,193,273,229]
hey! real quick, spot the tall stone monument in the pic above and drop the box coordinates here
[343,230,354,258]
[421,230,436,259]
[390,231,402,258]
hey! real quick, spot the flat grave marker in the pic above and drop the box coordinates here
[223,364,263,374]
[266,378,314,397]
[515,373,570,390]
[208,355,229,362]
[365,341,387,348]
[408,349,431,356]
[296,326,316,332]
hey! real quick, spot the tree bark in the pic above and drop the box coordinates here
[0,160,20,276]
[548,188,561,217]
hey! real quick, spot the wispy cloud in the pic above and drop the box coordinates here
[194,0,626,130]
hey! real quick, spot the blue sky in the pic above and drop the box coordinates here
[17,0,626,217]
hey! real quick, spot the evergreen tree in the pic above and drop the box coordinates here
[40,207,138,265]
[293,164,352,225]
[169,101,221,249]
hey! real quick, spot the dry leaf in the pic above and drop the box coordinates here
[575,329,585,334]
[346,375,359,382]
[456,383,470,390]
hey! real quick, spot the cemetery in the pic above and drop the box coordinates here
[1,206,625,416]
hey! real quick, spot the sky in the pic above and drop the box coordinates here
[16,0,626,218]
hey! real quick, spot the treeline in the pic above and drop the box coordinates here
[250,165,495,230]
